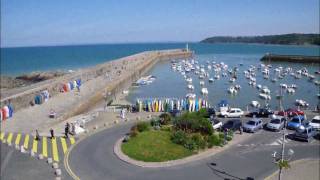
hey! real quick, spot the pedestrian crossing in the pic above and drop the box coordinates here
[0,132,76,163]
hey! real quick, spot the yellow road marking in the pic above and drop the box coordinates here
[32,138,38,153]
[42,137,48,157]
[15,133,21,145]
[60,137,68,154]
[23,135,29,149]
[0,132,4,141]
[7,133,13,144]
[70,137,75,145]
[52,138,59,162]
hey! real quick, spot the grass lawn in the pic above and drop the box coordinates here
[121,130,194,162]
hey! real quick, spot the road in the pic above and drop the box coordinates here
[67,122,320,180]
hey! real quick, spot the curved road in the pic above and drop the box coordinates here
[67,123,320,180]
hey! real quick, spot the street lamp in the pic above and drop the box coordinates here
[272,148,294,180]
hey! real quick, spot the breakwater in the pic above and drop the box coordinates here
[261,53,320,63]
[0,49,193,117]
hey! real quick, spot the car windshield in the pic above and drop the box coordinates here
[213,120,220,124]
[270,119,281,124]
[247,121,256,125]
[291,118,301,123]
[311,119,320,124]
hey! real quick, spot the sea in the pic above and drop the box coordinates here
[1,43,319,110]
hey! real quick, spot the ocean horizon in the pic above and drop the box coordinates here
[1,42,319,76]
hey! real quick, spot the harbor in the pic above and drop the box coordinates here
[261,53,320,63]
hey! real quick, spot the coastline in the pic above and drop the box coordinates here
[0,49,192,134]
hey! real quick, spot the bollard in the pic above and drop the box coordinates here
[30,151,35,157]
[8,142,12,147]
[52,162,59,169]
[55,169,62,176]
[38,154,44,160]
[47,158,53,164]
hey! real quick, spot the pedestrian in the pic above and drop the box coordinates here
[71,123,75,135]
[65,123,70,138]
[35,129,41,141]
[50,128,54,139]
[223,128,228,145]
[239,125,243,135]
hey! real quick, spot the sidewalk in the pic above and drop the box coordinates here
[266,159,320,180]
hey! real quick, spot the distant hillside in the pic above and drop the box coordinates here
[201,33,320,45]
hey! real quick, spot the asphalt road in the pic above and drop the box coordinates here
[67,122,320,180]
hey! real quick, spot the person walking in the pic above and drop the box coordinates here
[223,128,228,145]
[239,125,243,135]
[35,129,41,141]
[50,128,54,139]
[65,123,70,138]
[71,123,75,135]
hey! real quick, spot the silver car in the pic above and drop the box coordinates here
[267,117,286,131]
[243,119,263,133]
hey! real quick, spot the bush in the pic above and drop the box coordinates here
[159,113,172,125]
[173,112,213,135]
[226,135,232,141]
[130,125,139,137]
[192,133,206,149]
[151,118,161,127]
[184,138,198,151]
[137,122,149,132]
[207,134,223,148]
[171,130,188,145]
[161,125,172,132]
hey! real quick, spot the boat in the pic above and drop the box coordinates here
[280,83,288,89]
[187,84,194,90]
[218,100,229,113]
[186,93,196,99]
[235,85,241,90]
[256,84,262,90]
[295,99,309,107]
[287,88,295,93]
[261,88,271,94]
[201,88,208,95]
[228,86,237,94]
[208,78,214,83]
[186,77,192,83]
[229,78,236,83]
[259,93,271,100]
[200,81,205,86]
[271,78,277,82]
[214,74,220,79]
[251,101,260,108]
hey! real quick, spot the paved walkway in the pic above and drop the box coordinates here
[266,159,320,180]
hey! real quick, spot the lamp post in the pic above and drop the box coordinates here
[272,147,294,180]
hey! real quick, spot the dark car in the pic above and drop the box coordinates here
[206,108,216,118]
[277,108,304,117]
[247,108,274,118]
[293,125,317,142]
[222,119,242,131]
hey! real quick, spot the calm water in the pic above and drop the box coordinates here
[1,43,319,110]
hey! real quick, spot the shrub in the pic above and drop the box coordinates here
[171,130,188,145]
[159,113,172,125]
[226,135,232,141]
[184,138,198,151]
[151,118,161,127]
[173,112,213,135]
[207,134,223,148]
[197,108,209,118]
[130,125,139,137]
[160,125,172,132]
[192,133,206,149]
[137,122,149,132]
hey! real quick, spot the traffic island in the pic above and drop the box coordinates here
[114,110,252,168]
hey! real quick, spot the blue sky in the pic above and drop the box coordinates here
[1,0,319,47]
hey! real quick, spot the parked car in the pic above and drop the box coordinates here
[221,119,242,131]
[247,108,274,118]
[205,108,216,118]
[243,118,263,133]
[293,125,317,142]
[277,108,304,117]
[266,117,286,131]
[287,115,306,130]
[308,116,320,131]
[220,108,244,118]
[210,119,223,130]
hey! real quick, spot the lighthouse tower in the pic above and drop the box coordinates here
[186,43,189,52]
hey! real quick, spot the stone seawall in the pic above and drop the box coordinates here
[0,49,193,116]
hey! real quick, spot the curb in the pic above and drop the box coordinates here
[114,133,252,168]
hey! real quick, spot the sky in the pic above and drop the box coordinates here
[1,0,319,47]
